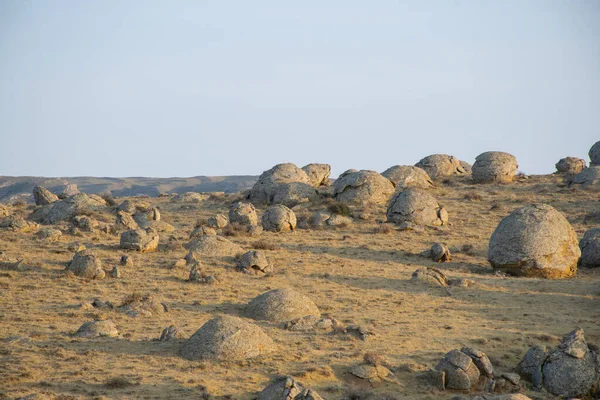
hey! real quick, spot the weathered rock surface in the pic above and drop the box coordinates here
[257,376,303,400]
[180,315,276,361]
[472,152,518,183]
[185,235,243,258]
[435,349,481,390]
[67,250,105,279]
[381,165,433,190]
[386,189,448,226]
[0,215,39,232]
[236,250,272,274]
[262,204,297,232]
[270,182,318,208]
[33,186,58,205]
[488,204,580,278]
[249,163,312,205]
[74,320,118,338]
[556,157,586,175]
[302,163,331,187]
[229,202,258,226]
[580,228,600,268]
[246,288,320,323]
[31,193,107,225]
[333,170,394,205]
[410,267,448,287]
[431,243,451,262]
[569,166,600,189]
[207,213,228,229]
[415,154,466,180]
[159,325,185,341]
[117,294,168,317]
[590,141,600,165]
[120,228,159,252]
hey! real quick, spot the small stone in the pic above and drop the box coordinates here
[431,242,451,262]
[111,267,120,278]
[120,255,133,267]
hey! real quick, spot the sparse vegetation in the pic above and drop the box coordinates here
[327,202,350,216]
[252,240,279,250]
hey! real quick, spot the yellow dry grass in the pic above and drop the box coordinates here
[0,174,599,399]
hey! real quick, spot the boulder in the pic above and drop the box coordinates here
[326,214,353,227]
[556,157,586,175]
[302,163,331,186]
[72,215,99,232]
[246,288,320,323]
[115,211,139,230]
[381,165,433,190]
[236,250,272,274]
[0,215,39,232]
[33,186,58,205]
[67,250,105,279]
[119,228,159,252]
[73,320,118,338]
[415,154,466,180]
[207,213,228,229]
[180,315,276,361]
[488,204,580,278]
[460,160,472,174]
[229,202,258,226]
[569,166,600,189]
[333,170,395,205]
[249,163,312,205]
[590,141,600,165]
[159,325,185,341]
[410,267,448,287]
[59,184,80,198]
[189,225,217,239]
[270,182,318,208]
[262,204,297,232]
[31,193,107,225]
[461,347,494,377]
[36,228,62,242]
[580,228,600,268]
[117,294,168,317]
[386,189,448,226]
[472,151,518,183]
[431,243,451,262]
[185,235,243,258]
[257,376,303,400]
[435,349,481,390]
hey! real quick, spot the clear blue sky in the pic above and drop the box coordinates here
[1,1,598,177]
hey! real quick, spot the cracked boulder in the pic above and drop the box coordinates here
[569,166,600,189]
[257,376,303,400]
[302,163,331,186]
[472,152,518,184]
[180,315,276,361]
[488,204,580,279]
[580,228,600,268]
[461,347,494,377]
[67,250,105,279]
[556,157,586,175]
[415,154,466,180]
[229,202,258,226]
[262,204,297,232]
[246,288,320,323]
[248,163,312,205]
[207,213,228,229]
[590,141,600,165]
[517,328,599,398]
[381,165,433,190]
[236,250,272,274]
[431,243,451,262]
[333,170,395,205]
[435,349,481,390]
[159,325,185,341]
[386,189,448,226]
[120,228,159,252]
[33,186,58,206]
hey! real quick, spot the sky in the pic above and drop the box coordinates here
[1,1,599,178]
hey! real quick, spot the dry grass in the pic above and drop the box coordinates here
[252,240,280,251]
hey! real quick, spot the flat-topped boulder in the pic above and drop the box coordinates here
[246,288,320,323]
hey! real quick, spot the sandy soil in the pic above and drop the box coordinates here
[1,174,599,400]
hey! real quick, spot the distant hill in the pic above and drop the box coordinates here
[0,175,258,203]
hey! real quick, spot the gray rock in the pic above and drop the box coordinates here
[350,363,393,383]
[0,215,39,232]
[415,154,466,180]
[386,189,448,227]
[431,243,451,262]
[381,165,433,190]
[294,389,324,400]
[410,267,448,287]
[435,349,481,390]
[262,204,297,232]
[74,320,118,338]
[556,157,586,175]
[120,228,159,252]
[246,288,321,323]
[472,152,518,183]
[488,204,580,279]
[73,215,99,232]
[271,182,318,208]
[110,266,121,278]
[36,228,62,242]
[302,163,331,186]
[229,202,258,226]
[159,325,184,341]
[569,166,600,189]
[590,141,600,165]
[180,315,276,361]
[333,170,395,205]
[59,183,80,198]
[117,294,168,317]
[461,347,494,377]
[516,345,547,388]
[120,255,133,267]
[115,210,139,230]
[207,213,228,229]
[309,211,332,227]
[189,225,217,239]
[257,376,303,400]
[580,228,600,268]
[326,214,353,227]
[460,160,472,174]
[249,163,312,205]
[33,186,58,206]
[236,250,271,274]
[67,250,105,279]
[31,193,107,225]
[185,235,243,258]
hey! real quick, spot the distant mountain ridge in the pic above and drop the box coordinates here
[0,175,258,203]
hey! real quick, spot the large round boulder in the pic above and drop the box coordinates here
[333,170,394,205]
[262,205,297,232]
[185,235,244,258]
[386,189,448,226]
[488,204,580,279]
[590,141,600,165]
[435,349,481,390]
[31,193,107,225]
[246,288,321,323]
[568,166,600,189]
[415,154,466,180]
[248,163,311,205]
[67,250,105,279]
[180,315,276,361]
[555,157,586,175]
[301,164,331,186]
[120,228,159,252]
[472,151,518,183]
[229,202,258,226]
[33,186,58,206]
[579,228,600,268]
[270,182,318,208]
[381,166,433,190]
